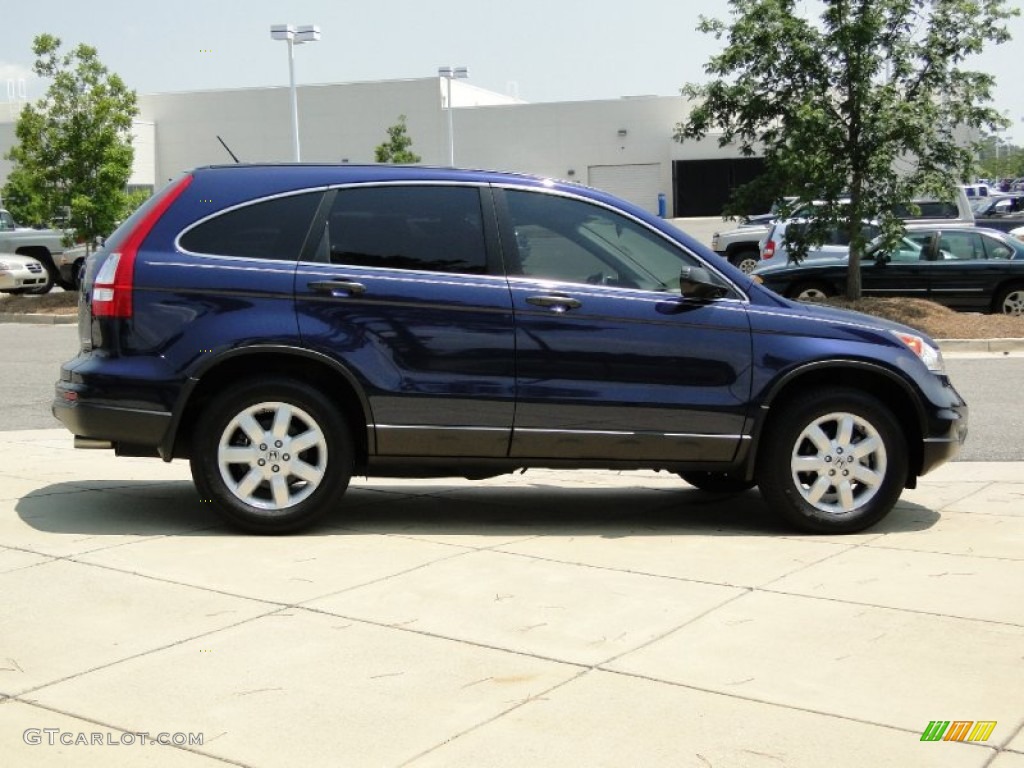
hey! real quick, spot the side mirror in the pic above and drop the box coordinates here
[679,266,729,301]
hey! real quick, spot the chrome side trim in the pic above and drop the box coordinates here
[514,428,745,441]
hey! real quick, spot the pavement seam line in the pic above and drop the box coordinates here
[863,541,1024,562]
[756,586,1024,628]
[592,666,1000,752]
[10,604,292,698]
[485,547,1024,627]
[396,668,593,767]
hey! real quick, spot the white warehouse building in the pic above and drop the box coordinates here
[2,76,763,218]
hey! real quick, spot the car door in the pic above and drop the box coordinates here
[495,187,753,463]
[859,235,932,299]
[916,230,999,310]
[294,184,516,457]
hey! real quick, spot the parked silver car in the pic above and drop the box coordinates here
[0,253,51,293]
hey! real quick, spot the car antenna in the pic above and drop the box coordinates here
[217,135,241,164]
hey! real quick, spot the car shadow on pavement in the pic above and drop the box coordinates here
[13,479,942,538]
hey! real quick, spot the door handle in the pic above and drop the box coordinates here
[526,294,581,311]
[308,279,366,296]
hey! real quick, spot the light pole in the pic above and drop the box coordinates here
[270,24,321,161]
[438,66,468,166]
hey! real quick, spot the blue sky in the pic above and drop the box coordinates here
[3,0,1023,139]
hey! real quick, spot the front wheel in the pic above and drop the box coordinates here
[756,389,907,534]
[190,378,354,534]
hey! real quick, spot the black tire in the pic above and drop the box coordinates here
[756,388,907,534]
[190,377,354,534]
[994,283,1024,315]
[730,249,760,274]
[680,471,756,493]
[787,281,833,302]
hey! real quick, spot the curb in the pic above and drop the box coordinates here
[0,313,76,325]
[935,338,1024,353]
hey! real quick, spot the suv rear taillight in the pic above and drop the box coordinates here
[762,239,776,260]
[93,174,193,318]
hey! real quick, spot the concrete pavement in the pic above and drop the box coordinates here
[1,428,1023,767]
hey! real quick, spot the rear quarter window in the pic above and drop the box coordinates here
[179,192,322,260]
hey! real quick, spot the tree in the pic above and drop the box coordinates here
[374,115,422,164]
[2,34,138,247]
[976,136,1024,182]
[677,0,1017,299]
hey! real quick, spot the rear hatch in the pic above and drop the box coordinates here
[79,175,194,352]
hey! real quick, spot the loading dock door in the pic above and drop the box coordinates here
[588,164,662,214]
[673,158,767,217]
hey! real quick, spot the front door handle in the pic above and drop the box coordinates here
[526,294,582,311]
[308,279,367,296]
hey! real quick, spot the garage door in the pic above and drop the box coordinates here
[588,163,663,214]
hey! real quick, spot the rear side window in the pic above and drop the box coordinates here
[983,235,1015,261]
[323,186,487,274]
[179,192,322,261]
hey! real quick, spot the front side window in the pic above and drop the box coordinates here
[324,186,487,274]
[179,192,322,261]
[503,189,706,292]
[876,236,925,263]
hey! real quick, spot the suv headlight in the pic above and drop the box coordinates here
[892,331,945,373]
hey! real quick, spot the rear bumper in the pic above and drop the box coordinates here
[52,390,171,450]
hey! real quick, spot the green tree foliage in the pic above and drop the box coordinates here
[374,115,422,164]
[2,34,138,246]
[677,0,1017,298]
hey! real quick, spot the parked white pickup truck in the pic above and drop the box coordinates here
[711,190,975,274]
[0,209,70,293]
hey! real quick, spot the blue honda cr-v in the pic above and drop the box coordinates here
[53,164,967,534]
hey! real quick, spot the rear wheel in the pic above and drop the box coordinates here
[995,283,1024,315]
[190,378,354,534]
[787,281,833,302]
[680,471,756,493]
[756,389,907,534]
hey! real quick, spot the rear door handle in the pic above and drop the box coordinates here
[308,279,366,296]
[526,294,581,311]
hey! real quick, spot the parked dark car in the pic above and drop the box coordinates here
[53,165,967,535]
[753,226,1024,314]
